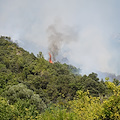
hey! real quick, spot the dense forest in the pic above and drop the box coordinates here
[0,36,120,120]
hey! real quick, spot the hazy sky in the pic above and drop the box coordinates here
[0,0,120,75]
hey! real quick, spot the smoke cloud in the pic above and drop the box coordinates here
[47,20,79,61]
[0,0,120,75]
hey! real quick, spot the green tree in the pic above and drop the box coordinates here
[113,78,120,86]
[2,83,46,112]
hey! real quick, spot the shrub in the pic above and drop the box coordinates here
[2,83,46,112]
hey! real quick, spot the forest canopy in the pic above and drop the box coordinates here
[0,36,120,120]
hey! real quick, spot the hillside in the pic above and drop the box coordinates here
[0,36,120,120]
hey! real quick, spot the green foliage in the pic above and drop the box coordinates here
[40,105,75,120]
[0,96,41,120]
[0,96,16,120]
[113,78,120,86]
[69,90,102,120]
[0,36,120,119]
[13,99,40,119]
[40,81,120,120]
[101,81,120,120]
[2,83,46,112]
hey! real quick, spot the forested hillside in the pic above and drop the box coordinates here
[0,36,120,120]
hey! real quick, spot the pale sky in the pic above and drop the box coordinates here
[0,0,120,75]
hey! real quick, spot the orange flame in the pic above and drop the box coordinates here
[49,53,53,64]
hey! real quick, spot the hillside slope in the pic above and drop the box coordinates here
[0,36,107,99]
[0,36,120,120]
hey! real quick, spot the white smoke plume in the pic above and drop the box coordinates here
[0,0,120,75]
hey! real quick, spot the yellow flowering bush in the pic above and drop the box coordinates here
[101,81,120,120]
[69,90,102,120]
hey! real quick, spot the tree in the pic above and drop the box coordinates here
[113,78,120,86]
[37,52,44,58]
[2,83,46,112]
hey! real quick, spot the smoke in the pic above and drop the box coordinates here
[0,0,120,75]
[47,20,79,61]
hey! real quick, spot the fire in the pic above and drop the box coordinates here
[49,53,53,64]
